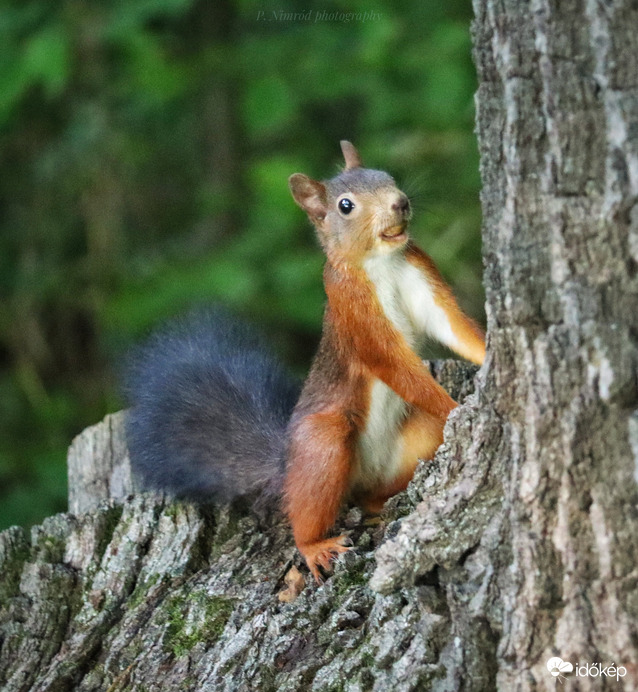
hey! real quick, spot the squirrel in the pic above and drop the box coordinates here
[124,141,485,582]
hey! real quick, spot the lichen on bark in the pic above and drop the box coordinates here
[2,364,492,692]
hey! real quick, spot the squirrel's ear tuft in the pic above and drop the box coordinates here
[289,174,328,222]
[340,140,362,169]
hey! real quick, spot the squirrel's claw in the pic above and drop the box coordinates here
[299,535,352,583]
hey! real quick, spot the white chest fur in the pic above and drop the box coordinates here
[353,251,457,488]
[362,252,457,349]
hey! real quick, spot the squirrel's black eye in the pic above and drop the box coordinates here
[338,198,355,215]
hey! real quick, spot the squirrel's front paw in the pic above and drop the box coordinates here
[298,535,352,583]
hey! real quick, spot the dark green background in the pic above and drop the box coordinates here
[0,0,483,530]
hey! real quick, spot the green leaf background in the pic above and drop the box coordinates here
[0,0,484,530]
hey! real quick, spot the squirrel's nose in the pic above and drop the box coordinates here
[391,194,411,215]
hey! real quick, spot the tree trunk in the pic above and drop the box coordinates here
[2,1,638,690]
[1,363,480,692]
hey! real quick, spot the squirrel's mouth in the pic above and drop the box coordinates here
[380,224,408,243]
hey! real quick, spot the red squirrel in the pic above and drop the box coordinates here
[124,141,485,583]
[285,141,485,579]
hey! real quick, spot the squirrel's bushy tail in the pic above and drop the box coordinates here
[123,308,300,505]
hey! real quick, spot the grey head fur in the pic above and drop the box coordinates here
[326,167,396,198]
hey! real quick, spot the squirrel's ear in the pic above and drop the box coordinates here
[289,174,328,221]
[340,140,362,169]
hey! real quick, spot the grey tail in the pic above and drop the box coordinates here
[123,308,300,507]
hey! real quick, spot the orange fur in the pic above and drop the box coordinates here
[285,411,356,578]
[358,408,445,513]
[285,263,457,580]
[295,536,351,583]
[405,244,486,365]
[400,407,446,469]
[286,142,486,582]
[326,264,457,420]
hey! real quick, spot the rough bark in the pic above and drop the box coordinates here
[373,0,638,688]
[378,0,638,687]
[2,1,638,689]
[1,363,478,692]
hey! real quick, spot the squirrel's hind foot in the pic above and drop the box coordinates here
[299,535,352,583]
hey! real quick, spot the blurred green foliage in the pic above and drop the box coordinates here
[0,0,483,531]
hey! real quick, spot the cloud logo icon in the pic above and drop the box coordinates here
[547,657,574,677]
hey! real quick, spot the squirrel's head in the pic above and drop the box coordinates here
[289,141,411,264]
